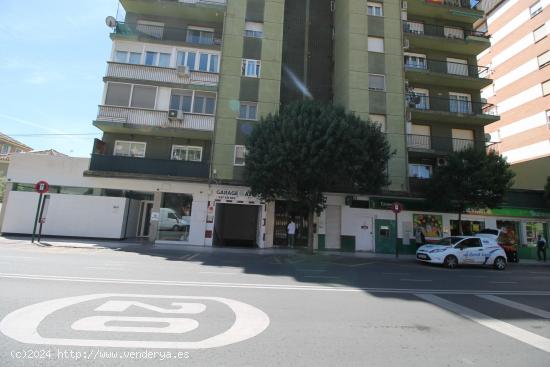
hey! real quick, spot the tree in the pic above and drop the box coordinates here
[245,100,393,251]
[426,146,515,235]
[544,176,550,208]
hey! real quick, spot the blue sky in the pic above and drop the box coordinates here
[0,0,121,157]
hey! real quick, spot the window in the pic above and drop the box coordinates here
[538,51,550,68]
[170,91,192,112]
[408,164,432,179]
[193,93,216,114]
[130,85,156,109]
[239,102,258,120]
[136,20,164,39]
[444,26,464,39]
[0,144,10,155]
[244,22,263,38]
[452,128,474,151]
[546,110,550,129]
[177,51,219,73]
[449,92,472,113]
[369,114,385,132]
[186,27,214,45]
[209,55,219,73]
[368,74,385,91]
[404,53,427,69]
[113,141,146,158]
[159,53,171,67]
[234,145,247,166]
[411,88,429,109]
[105,82,132,107]
[368,37,384,53]
[405,21,424,34]
[447,58,468,76]
[114,51,142,64]
[534,24,547,42]
[456,238,482,249]
[542,80,550,95]
[144,52,171,67]
[530,1,542,17]
[171,145,202,162]
[242,59,261,77]
[367,2,383,16]
[145,51,157,66]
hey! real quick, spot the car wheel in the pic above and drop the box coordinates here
[444,255,458,269]
[493,256,506,270]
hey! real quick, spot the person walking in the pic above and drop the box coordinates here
[537,234,547,262]
[415,228,425,249]
[287,218,296,248]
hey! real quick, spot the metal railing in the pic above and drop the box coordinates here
[403,21,488,39]
[175,0,226,6]
[113,22,222,46]
[106,62,219,87]
[97,105,215,132]
[406,94,498,116]
[89,154,210,178]
[404,59,490,78]
[406,134,489,152]
[431,0,480,10]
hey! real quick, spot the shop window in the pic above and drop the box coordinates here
[413,214,443,238]
[158,193,193,241]
[525,222,545,246]
[450,220,485,236]
[496,220,520,246]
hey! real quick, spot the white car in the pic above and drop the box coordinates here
[416,236,507,270]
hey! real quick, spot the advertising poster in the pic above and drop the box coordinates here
[413,214,443,238]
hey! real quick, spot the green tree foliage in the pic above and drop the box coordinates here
[426,147,515,234]
[245,100,393,251]
[544,176,550,207]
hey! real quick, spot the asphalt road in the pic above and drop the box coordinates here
[0,242,549,367]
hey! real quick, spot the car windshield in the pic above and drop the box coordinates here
[431,237,463,246]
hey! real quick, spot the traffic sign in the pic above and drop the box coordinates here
[34,180,49,194]
[391,202,403,214]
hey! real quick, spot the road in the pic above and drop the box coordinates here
[0,242,549,366]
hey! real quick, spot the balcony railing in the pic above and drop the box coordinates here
[406,134,491,152]
[406,95,498,116]
[403,21,488,40]
[175,0,226,6]
[97,105,215,132]
[424,0,479,10]
[113,22,222,46]
[89,154,210,178]
[106,62,219,87]
[404,59,490,79]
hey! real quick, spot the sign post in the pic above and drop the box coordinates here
[37,194,51,243]
[32,181,49,243]
[391,202,403,258]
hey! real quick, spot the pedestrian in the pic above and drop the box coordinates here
[537,234,547,262]
[287,218,296,248]
[415,228,425,249]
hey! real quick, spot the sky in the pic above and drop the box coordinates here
[0,0,121,157]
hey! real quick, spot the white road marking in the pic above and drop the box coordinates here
[400,279,433,282]
[0,294,270,349]
[382,272,410,276]
[478,295,550,319]
[416,294,550,354]
[72,316,199,334]
[490,281,518,284]
[199,272,240,275]
[187,254,200,260]
[303,275,340,279]
[2,272,550,295]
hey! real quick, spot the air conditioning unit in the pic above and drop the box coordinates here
[402,1,408,10]
[403,38,410,50]
[437,157,448,167]
[177,65,190,77]
[168,109,179,119]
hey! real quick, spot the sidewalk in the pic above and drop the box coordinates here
[0,235,548,266]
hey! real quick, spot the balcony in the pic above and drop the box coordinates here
[406,0,484,23]
[407,95,499,125]
[406,134,491,153]
[94,105,214,138]
[120,0,225,22]
[88,154,209,180]
[403,21,490,54]
[105,62,219,88]
[111,22,222,48]
[404,59,492,89]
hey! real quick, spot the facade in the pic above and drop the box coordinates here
[1,0,548,256]
[0,133,32,180]
[476,0,550,190]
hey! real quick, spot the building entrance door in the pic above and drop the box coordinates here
[137,200,154,237]
[375,219,397,254]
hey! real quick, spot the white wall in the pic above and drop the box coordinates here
[2,192,128,239]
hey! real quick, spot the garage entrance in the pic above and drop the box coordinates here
[213,203,260,247]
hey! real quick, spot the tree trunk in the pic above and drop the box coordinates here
[458,211,463,235]
[307,208,315,253]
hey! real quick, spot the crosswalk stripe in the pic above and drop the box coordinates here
[416,293,550,354]
[478,294,550,319]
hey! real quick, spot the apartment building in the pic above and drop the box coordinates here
[477,0,550,190]
[1,0,548,255]
[0,133,32,179]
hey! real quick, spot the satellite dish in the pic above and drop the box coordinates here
[484,133,492,142]
[105,16,117,28]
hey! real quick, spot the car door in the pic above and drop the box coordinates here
[460,238,484,264]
